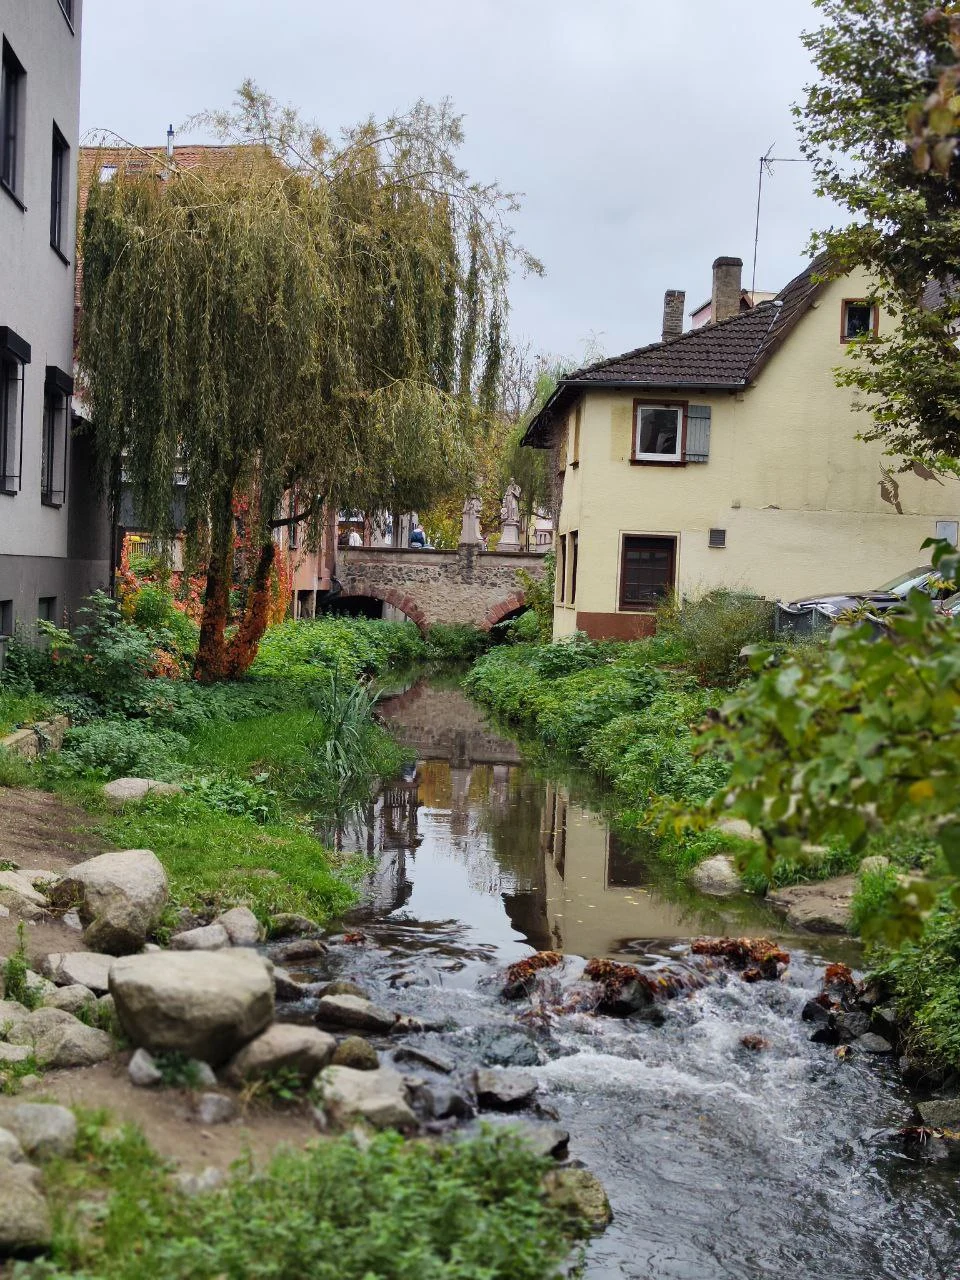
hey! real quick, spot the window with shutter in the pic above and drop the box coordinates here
[685,404,711,463]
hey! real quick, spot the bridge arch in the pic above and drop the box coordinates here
[481,592,527,631]
[334,579,428,631]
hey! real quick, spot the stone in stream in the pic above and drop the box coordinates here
[494,1118,570,1159]
[473,1028,541,1068]
[318,979,370,1000]
[273,938,328,963]
[268,913,322,939]
[314,993,420,1035]
[42,951,114,994]
[331,1036,380,1071]
[272,967,310,1002]
[412,1084,475,1122]
[170,924,230,952]
[224,1023,336,1084]
[214,907,262,947]
[7,1007,113,1069]
[474,1068,538,1112]
[0,1161,51,1252]
[916,1098,960,1130]
[834,1011,872,1043]
[766,877,855,934]
[690,855,742,895]
[542,1168,612,1231]
[854,1033,894,1054]
[317,1065,417,1131]
[109,950,274,1065]
[48,849,169,955]
[0,1103,77,1159]
[392,1045,455,1075]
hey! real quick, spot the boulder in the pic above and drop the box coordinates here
[170,924,230,952]
[318,979,369,1000]
[412,1083,474,1122]
[48,849,169,955]
[224,1023,335,1084]
[128,1047,163,1088]
[767,876,855,934]
[854,1033,894,1054]
[215,907,262,947]
[0,1044,33,1065]
[714,817,762,843]
[331,1036,379,1071]
[268,913,321,939]
[542,1168,612,1230]
[474,1029,540,1068]
[392,1045,454,1074]
[317,1065,417,1131]
[0,1161,51,1252]
[42,984,97,1016]
[0,998,29,1025]
[109,950,274,1065]
[0,870,47,908]
[102,777,183,808]
[272,967,309,1002]
[22,972,57,1003]
[0,1103,77,1158]
[495,1119,569,1159]
[189,1060,218,1089]
[314,994,418,1035]
[274,938,328,963]
[43,951,115,994]
[475,1068,538,1112]
[917,1098,960,1130]
[194,1093,238,1125]
[0,1127,24,1162]
[7,1007,113,1069]
[834,1011,872,1043]
[690,855,742,896]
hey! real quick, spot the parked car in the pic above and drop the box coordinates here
[775,565,950,634]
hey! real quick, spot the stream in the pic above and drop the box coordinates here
[298,673,960,1280]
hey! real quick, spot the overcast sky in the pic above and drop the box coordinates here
[79,0,836,365]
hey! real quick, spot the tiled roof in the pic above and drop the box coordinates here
[523,254,831,446]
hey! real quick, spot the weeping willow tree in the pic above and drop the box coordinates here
[79,84,539,680]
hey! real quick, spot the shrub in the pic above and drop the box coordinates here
[0,686,52,737]
[184,775,279,824]
[873,901,960,1069]
[516,549,555,643]
[424,624,491,662]
[251,617,426,684]
[656,589,774,686]
[503,608,540,643]
[57,719,187,780]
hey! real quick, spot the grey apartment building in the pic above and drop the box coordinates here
[0,0,109,637]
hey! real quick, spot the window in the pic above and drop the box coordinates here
[842,300,877,342]
[98,164,117,184]
[0,600,12,637]
[0,328,29,494]
[50,125,69,254]
[570,402,582,466]
[569,531,578,604]
[1,40,25,201]
[37,596,56,622]
[557,533,567,603]
[41,366,72,506]
[619,535,676,610]
[58,0,75,26]
[708,527,726,548]
[632,401,685,462]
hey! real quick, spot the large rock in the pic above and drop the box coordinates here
[268,913,321,939]
[314,994,419,1035]
[714,817,762,843]
[690,855,742,896]
[0,1161,51,1252]
[215,907,262,947]
[42,952,114,994]
[102,777,183,808]
[170,924,230,952]
[7,1007,113,1069]
[542,1168,612,1230]
[317,1065,417,1131]
[49,849,169,955]
[0,1128,24,1162]
[331,1036,379,1071]
[494,1119,569,1159]
[109,950,274,1065]
[767,876,855,933]
[42,984,98,1016]
[917,1098,960,1130]
[475,1068,538,1112]
[224,1023,335,1084]
[0,1103,77,1158]
[0,1044,33,1065]
[0,870,47,908]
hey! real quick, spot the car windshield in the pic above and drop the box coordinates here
[876,566,932,595]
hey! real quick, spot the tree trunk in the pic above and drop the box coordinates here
[194,491,235,683]
[225,538,277,678]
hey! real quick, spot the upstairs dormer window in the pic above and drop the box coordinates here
[842,300,877,342]
[632,400,685,463]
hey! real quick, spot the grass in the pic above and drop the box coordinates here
[0,688,53,737]
[26,1111,581,1280]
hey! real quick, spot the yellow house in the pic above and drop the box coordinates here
[523,255,960,640]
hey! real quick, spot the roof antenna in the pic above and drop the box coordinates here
[751,144,812,296]
[166,124,174,163]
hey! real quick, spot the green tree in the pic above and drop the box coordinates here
[797,0,960,470]
[80,83,538,679]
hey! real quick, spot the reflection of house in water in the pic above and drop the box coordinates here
[540,782,701,956]
[346,779,420,914]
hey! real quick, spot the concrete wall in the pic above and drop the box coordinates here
[337,545,546,630]
[0,0,108,632]
[554,268,960,639]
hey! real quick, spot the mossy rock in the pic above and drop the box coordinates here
[542,1167,612,1231]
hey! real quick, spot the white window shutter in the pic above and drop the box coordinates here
[685,404,711,462]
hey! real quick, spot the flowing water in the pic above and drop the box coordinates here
[301,674,960,1280]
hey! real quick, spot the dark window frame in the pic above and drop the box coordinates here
[631,398,688,466]
[1,38,26,205]
[841,299,879,343]
[0,332,29,496]
[569,530,579,605]
[0,599,13,637]
[557,531,568,604]
[41,366,72,507]
[37,596,57,623]
[619,533,677,612]
[57,0,75,31]
[50,124,69,258]
[570,401,582,468]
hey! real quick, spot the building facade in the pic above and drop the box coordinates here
[524,255,960,640]
[0,0,110,637]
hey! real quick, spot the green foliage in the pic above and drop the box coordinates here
[0,747,33,789]
[424,624,491,662]
[29,1116,576,1280]
[151,1052,209,1090]
[656,590,774,687]
[798,0,960,467]
[250,618,426,684]
[873,901,960,1068]
[183,775,279,824]
[56,719,188,782]
[503,608,541,643]
[0,686,53,737]
[516,550,555,643]
[131,586,200,659]
[0,1051,42,1095]
[3,924,40,1011]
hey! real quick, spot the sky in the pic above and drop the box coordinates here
[79,0,837,366]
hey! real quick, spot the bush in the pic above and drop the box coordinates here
[656,590,774,686]
[0,686,52,737]
[57,719,188,781]
[873,901,960,1069]
[503,609,540,643]
[251,617,426,684]
[424,624,491,662]
[516,550,555,643]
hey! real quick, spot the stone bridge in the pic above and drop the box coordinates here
[335,545,547,631]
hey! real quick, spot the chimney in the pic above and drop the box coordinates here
[661,289,685,341]
[711,256,743,323]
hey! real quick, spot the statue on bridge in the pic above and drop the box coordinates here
[499,479,522,551]
[460,495,484,546]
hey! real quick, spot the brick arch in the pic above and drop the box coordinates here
[343,579,429,632]
[481,592,527,631]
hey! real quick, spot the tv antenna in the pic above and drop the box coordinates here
[751,144,813,296]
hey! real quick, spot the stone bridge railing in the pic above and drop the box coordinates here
[336,545,547,630]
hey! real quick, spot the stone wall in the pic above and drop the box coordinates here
[337,546,547,630]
